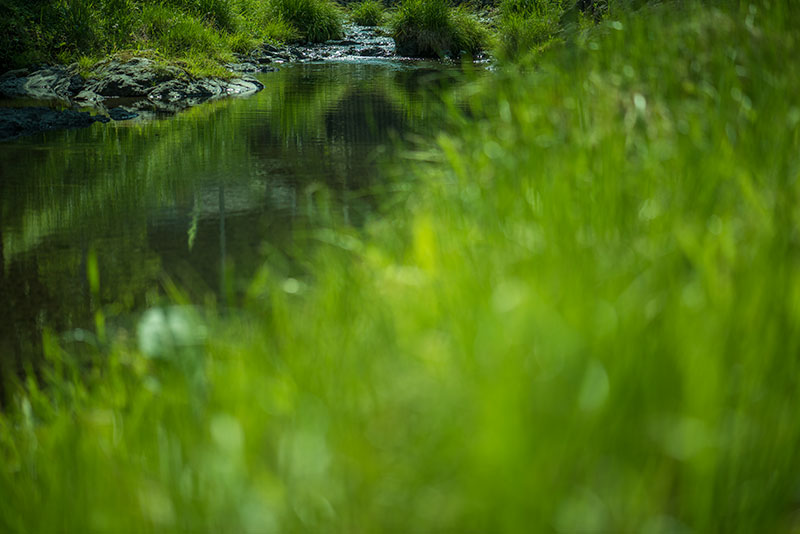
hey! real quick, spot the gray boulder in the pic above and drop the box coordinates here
[0,56,265,139]
[0,66,84,100]
[85,57,184,97]
[148,76,264,103]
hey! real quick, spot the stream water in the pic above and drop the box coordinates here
[0,60,477,377]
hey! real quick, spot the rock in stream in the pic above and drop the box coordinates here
[0,57,264,141]
[0,24,399,141]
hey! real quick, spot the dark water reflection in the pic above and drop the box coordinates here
[0,61,475,381]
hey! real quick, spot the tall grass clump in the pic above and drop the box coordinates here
[495,0,569,59]
[3,0,800,532]
[270,0,344,43]
[159,14,227,57]
[233,0,300,45]
[391,0,488,58]
[350,0,385,26]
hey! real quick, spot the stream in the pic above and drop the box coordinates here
[0,60,481,378]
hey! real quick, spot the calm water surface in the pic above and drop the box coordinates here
[0,61,475,375]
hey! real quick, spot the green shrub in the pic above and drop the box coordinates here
[351,0,385,26]
[270,0,344,43]
[391,0,488,58]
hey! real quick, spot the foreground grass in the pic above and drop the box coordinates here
[3,0,800,532]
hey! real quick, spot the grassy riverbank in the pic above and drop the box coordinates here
[0,0,344,74]
[0,0,601,71]
[3,0,800,532]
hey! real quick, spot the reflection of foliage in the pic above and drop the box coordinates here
[0,63,470,273]
[1,99,244,262]
[256,62,466,141]
[0,97,249,372]
[0,62,468,372]
[246,63,465,190]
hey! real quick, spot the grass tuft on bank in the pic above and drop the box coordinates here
[3,0,800,532]
[350,0,385,26]
[271,0,344,42]
[391,0,488,58]
[494,0,568,58]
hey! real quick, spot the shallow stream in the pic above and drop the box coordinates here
[0,60,479,375]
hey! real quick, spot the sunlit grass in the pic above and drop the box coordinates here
[3,0,800,532]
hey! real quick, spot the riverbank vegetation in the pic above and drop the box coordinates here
[0,0,343,73]
[350,0,385,26]
[2,0,799,531]
[272,0,344,42]
[391,0,489,58]
[0,0,619,71]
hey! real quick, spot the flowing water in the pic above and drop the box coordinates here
[0,61,477,377]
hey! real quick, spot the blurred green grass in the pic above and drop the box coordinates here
[3,0,800,532]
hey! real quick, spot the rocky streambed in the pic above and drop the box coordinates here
[228,24,396,72]
[0,24,398,141]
